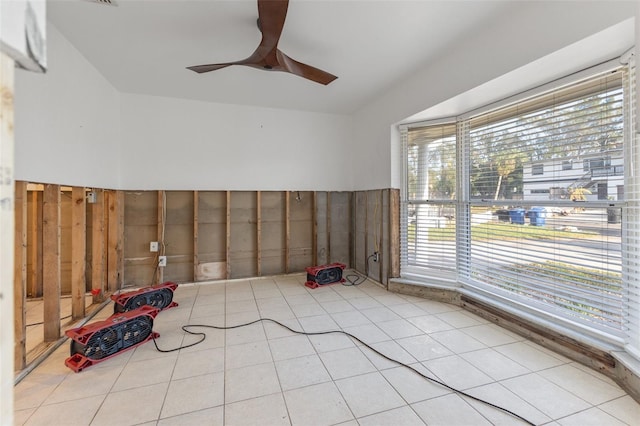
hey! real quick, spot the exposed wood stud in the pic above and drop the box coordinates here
[91,189,105,302]
[379,190,384,284]
[364,191,369,277]
[312,192,317,266]
[29,190,42,298]
[285,191,290,274]
[351,192,357,269]
[107,190,120,293]
[14,181,27,370]
[43,184,61,342]
[157,190,165,284]
[326,192,332,263]
[193,190,199,281]
[256,191,262,276]
[71,186,86,320]
[390,189,400,278]
[226,191,231,279]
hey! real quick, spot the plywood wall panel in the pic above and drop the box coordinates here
[123,191,157,287]
[164,191,193,283]
[329,192,351,267]
[229,191,257,278]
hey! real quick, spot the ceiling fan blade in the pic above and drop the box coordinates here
[276,50,337,85]
[186,63,234,73]
[256,0,289,51]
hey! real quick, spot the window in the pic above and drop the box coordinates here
[532,164,544,175]
[401,64,637,354]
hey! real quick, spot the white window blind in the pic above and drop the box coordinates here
[402,123,458,282]
[401,67,632,340]
[466,71,625,334]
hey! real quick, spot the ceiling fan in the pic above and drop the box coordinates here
[186,0,337,85]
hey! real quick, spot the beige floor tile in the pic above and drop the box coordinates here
[501,373,591,419]
[14,373,66,411]
[538,364,626,405]
[111,355,177,392]
[297,314,339,333]
[225,392,290,425]
[412,394,493,425]
[308,332,355,353]
[160,372,224,418]
[430,329,486,353]
[225,321,266,345]
[406,314,454,334]
[262,317,303,339]
[43,366,122,405]
[347,296,383,310]
[275,354,332,391]
[423,355,494,390]
[310,289,344,303]
[157,406,223,426]
[225,299,258,314]
[557,407,628,425]
[460,348,530,381]
[23,395,105,426]
[357,406,426,426]
[225,340,273,369]
[319,299,354,314]
[268,334,315,361]
[284,293,317,306]
[361,340,417,370]
[284,382,354,426]
[331,310,371,328]
[13,408,36,426]
[335,372,406,418]
[435,310,485,328]
[374,294,408,307]
[388,303,427,318]
[381,365,451,404]
[395,334,452,362]
[598,395,640,425]
[376,319,423,339]
[360,306,401,323]
[319,347,377,380]
[225,362,281,403]
[291,303,327,318]
[172,347,224,380]
[341,323,391,345]
[461,323,522,346]
[463,382,551,425]
[494,341,567,371]
[91,382,168,426]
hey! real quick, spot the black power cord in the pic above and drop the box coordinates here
[152,317,535,425]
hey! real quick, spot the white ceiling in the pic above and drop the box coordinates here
[47,0,517,115]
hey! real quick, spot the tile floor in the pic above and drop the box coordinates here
[13,273,640,425]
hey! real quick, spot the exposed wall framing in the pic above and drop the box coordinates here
[15,184,399,372]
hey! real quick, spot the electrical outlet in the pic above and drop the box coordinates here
[373,252,379,262]
[150,241,159,252]
[158,256,167,267]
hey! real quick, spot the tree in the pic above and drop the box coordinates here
[494,156,517,200]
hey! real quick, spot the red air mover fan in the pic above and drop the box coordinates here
[111,282,179,314]
[65,306,160,372]
[305,262,346,289]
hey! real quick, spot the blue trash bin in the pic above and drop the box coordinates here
[508,208,526,225]
[528,207,547,226]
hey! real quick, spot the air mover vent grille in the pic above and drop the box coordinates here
[112,282,178,314]
[65,306,159,372]
[305,263,346,289]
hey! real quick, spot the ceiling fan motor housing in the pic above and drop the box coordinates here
[305,262,346,289]
[111,282,179,314]
[64,305,160,372]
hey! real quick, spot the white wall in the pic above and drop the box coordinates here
[118,94,353,191]
[352,1,637,191]
[14,24,121,189]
